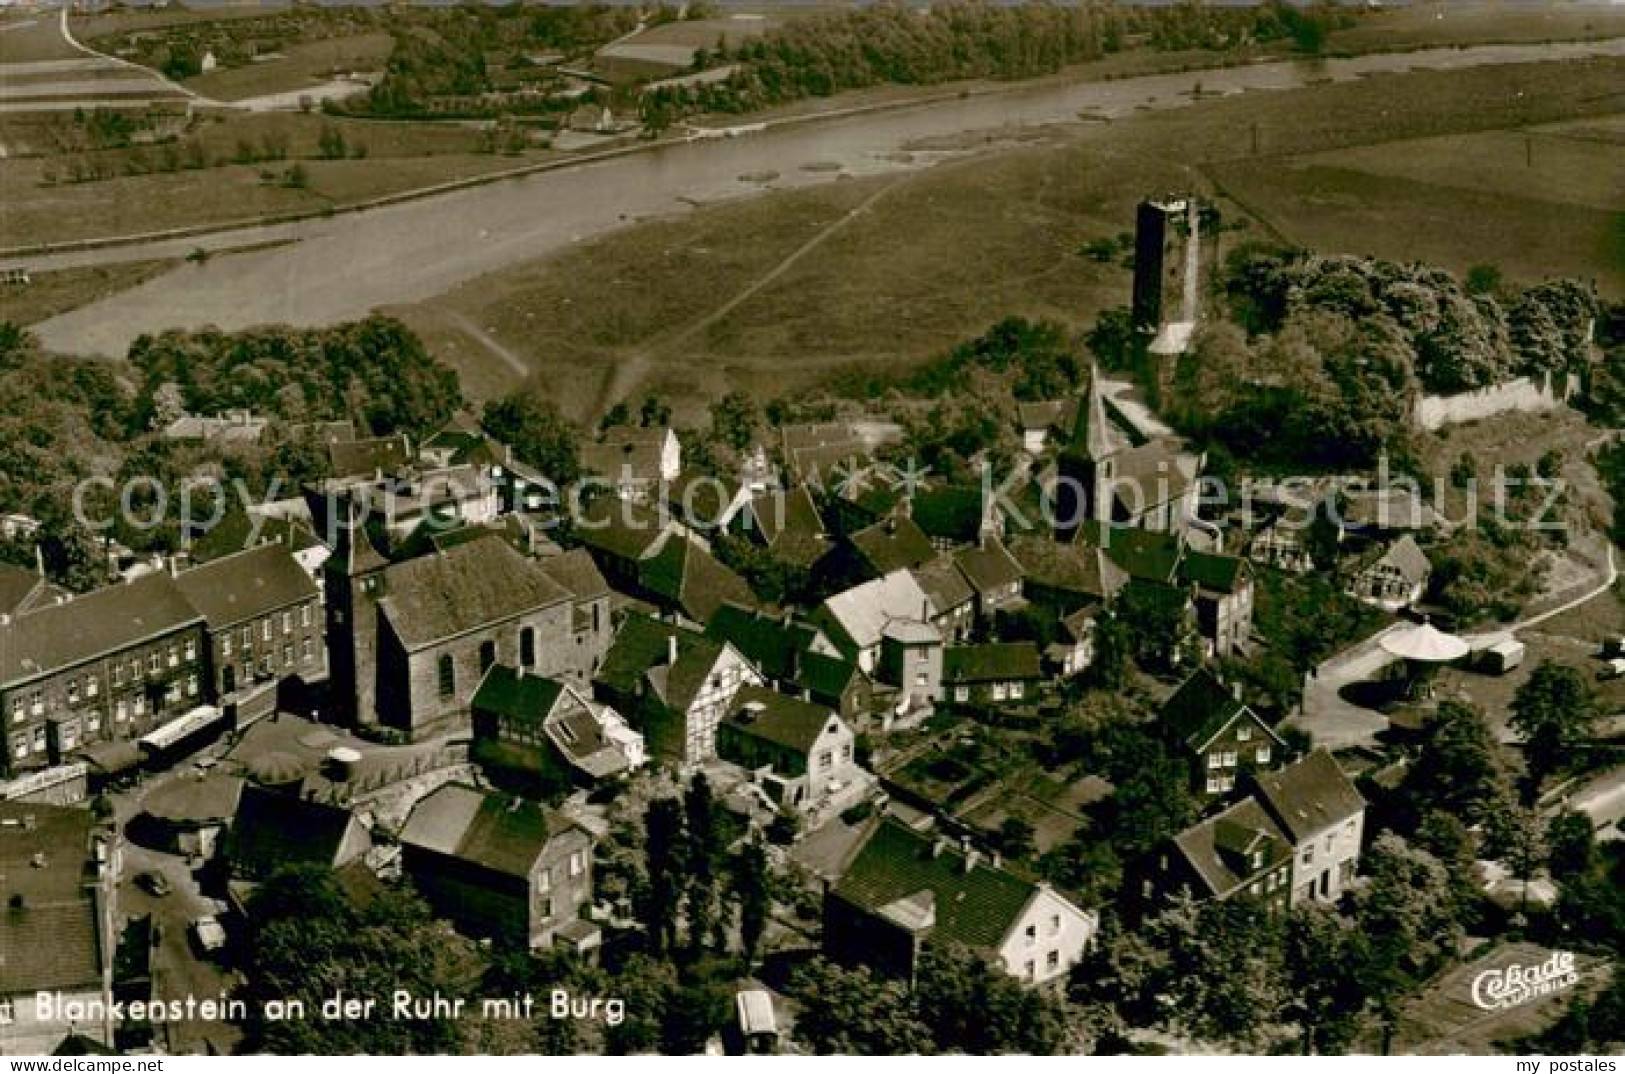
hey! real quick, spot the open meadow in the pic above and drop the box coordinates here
[394,53,1625,422]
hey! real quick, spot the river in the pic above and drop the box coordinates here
[22,37,1625,358]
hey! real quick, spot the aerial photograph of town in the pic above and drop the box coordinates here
[0,0,1621,1060]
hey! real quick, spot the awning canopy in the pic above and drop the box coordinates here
[78,739,145,775]
[1381,621,1470,664]
[139,705,225,752]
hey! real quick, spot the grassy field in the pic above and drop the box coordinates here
[184,33,394,103]
[0,259,175,327]
[1326,0,1625,54]
[0,13,85,63]
[395,53,1625,420]
[0,111,528,248]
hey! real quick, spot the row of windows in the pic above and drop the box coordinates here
[220,605,314,659]
[951,681,1027,703]
[1207,746,1271,770]
[438,628,545,701]
[1022,949,1063,980]
[9,640,199,723]
[9,675,201,760]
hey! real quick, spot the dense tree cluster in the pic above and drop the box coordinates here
[789,943,1070,1054]
[129,316,461,437]
[643,1,1355,127]
[1175,248,1599,468]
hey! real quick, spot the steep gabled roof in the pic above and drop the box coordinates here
[834,818,1041,951]
[1084,525,1183,584]
[0,561,47,618]
[232,784,368,879]
[637,534,756,625]
[705,603,825,682]
[173,543,318,629]
[745,485,830,567]
[596,614,732,714]
[724,684,841,754]
[401,782,579,879]
[573,495,670,563]
[1182,550,1249,595]
[1253,748,1366,844]
[1171,796,1292,900]
[1006,536,1122,602]
[471,664,567,722]
[377,536,570,651]
[0,572,203,687]
[911,556,974,614]
[850,516,935,576]
[910,485,986,544]
[952,537,1024,596]
[329,434,411,480]
[536,547,611,602]
[942,642,1044,685]
[1161,669,1281,753]
[1364,535,1432,586]
[819,571,937,652]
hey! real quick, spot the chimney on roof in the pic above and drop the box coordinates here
[34,544,44,578]
[667,633,679,667]
[932,836,951,859]
[885,516,896,536]
[962,837,981,874]
[1232,681,1243,702]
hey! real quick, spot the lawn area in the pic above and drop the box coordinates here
[398,53,1625,419]
[184,33,394,103]
[0,259,176,327]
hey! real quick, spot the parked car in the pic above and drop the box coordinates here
[1599,658,1625,682]
[135,871,172,897]
[191,915,227,954]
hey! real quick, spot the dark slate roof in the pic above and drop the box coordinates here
[0,561,46,617]
[910,486,986,544]
[850,516,935,576]
[1084,525,1183,584]
[637,534,755,625]
[581,426,673,483]
[0,573,202,687]
[401,782,578,879]
[1362,535,1432,586]
[596,614,728,714]
[1161,669,1261,752]
[795,651,863,700]
[471,664,566,722]
[1006,536,1121,601]
[912,556,975,614]
[834,817,1038,951]
[378,536,570,651]
[724,684,840,754]
[1171,796,1292,900]
[746,485,831,568]
[665,470,734,528]
[952,537,1024,596]
[0,805,102,987]
[781,423,869,482]
[1253,748,1366,844]
[1181,550,1249,594]
[173,543,317,629]
[942,642,1043,685]
[705,603,823,682]
[574,496,668,563]
[232,784,366,879]
[536,548,610,602]
[329,434,411,480]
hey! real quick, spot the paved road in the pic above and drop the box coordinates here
[18,36,1625,359]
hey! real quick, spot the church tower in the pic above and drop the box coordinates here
[1054,365,1118,540]
[324,493,388,726]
